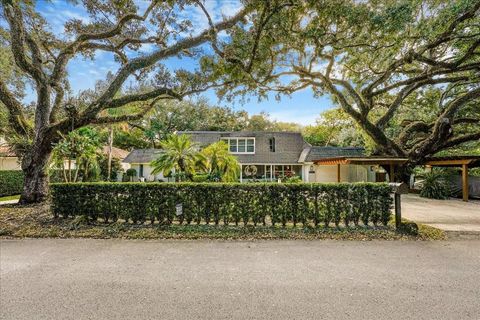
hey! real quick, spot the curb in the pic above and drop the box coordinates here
[445,231,480,240]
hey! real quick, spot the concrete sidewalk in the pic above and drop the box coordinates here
[401,193,480,232]
[1,239,480,320]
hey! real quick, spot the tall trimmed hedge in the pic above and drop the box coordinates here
[51,182,393,227]
[0,171,24,197]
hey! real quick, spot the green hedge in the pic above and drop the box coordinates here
[51,182,393,227]
[0,170,24,197]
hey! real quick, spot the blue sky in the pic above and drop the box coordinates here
[33,0,334,126]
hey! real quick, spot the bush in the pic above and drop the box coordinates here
[0,170,24,197]
[419,171,451,200]
[124,168,137,182]
[51,182,393,227]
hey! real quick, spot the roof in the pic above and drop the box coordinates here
[424,155,480,167]
[305,146,365,162]
[313,156,408,165]
[0,145,16,157]
[101,146,129,160]
[123,149,163,163]
[180,131,309,164]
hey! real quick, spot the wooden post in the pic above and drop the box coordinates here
[337,164,341,182]
[462,164,469,202]
[395,193,401,229]
[389,164,395,182]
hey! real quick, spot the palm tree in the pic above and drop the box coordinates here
[200,140,240,182]
[150,134,201,181]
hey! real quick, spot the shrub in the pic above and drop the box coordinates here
[419,171,451,200]
[125,168,137,181]
[50,182,392,228]
[0,170,24,196]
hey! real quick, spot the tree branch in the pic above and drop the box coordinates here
[0,78,32,135]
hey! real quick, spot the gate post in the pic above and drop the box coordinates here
[389,183,409,230]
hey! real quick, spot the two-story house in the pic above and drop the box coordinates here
[123,131,393,183]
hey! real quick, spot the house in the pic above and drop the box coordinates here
[124,131,401,183]
[0,144,20,171]
[0,140,130,178]
[122,149,168,182]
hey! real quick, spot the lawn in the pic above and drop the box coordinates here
[0,204,445,240]
[0,195,20,202]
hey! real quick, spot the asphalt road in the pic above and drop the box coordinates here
[1,239,479,320]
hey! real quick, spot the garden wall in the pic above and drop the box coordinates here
[51,183,393,227]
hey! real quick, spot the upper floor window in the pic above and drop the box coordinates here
[269,137,276,152]
[224,138,255,154]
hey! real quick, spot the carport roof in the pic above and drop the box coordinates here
[313,156,408,165]
[424,156,480,167]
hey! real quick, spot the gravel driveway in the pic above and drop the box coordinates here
[401,193,480,232]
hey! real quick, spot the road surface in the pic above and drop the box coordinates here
[1,239,479,320]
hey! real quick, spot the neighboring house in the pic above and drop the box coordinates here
[0,145,20,171]
[122,149,168,182]
[0,142,130,179]
[124,131,388,183]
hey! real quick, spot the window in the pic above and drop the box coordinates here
[269,137,276,152]
[139,164,144,177]
[224,138,255,154]
[229,139,237,152]
[247,139,255,153]
[238,139,246,152]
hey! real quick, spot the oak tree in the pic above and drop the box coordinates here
[215,0,480,175]
[0,0,281,203]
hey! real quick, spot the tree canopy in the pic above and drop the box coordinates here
[212,0,480,163]
[0,0,289,203]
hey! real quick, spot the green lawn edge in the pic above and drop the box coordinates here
[0,195,21,201]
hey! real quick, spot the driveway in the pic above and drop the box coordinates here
[402,193,480,232]
[1,239,480,320]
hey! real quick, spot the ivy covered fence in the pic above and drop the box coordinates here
[50,183,392,228]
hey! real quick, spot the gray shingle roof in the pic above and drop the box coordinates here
[124,133,366,165]
[179,131,309,164]
[305,146,365,162]
[123,149,163,163]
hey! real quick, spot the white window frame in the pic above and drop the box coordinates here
[223,137,255,154]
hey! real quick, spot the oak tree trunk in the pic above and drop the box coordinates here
[19,143,52,204]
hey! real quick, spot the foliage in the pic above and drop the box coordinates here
[1,0,273,203]
[215,0,480,163]
[285,176,302,183]
[199,141,240,182]
[0,203,445,240]
[50,128,101,182]
[419,171,451,200]
[150,134,202,181]
[0,170,23,196]
[51,182,393,228]
[125,169,137,182]
[98,155,122,181]
[303,108,365,147]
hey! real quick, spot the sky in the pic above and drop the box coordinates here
[32,0,335,126]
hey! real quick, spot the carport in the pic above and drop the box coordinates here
[424,156,480,202]
[313,157,408,182]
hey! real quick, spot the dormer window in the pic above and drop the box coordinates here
[269,137,276,152]
[223,138,255,154]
